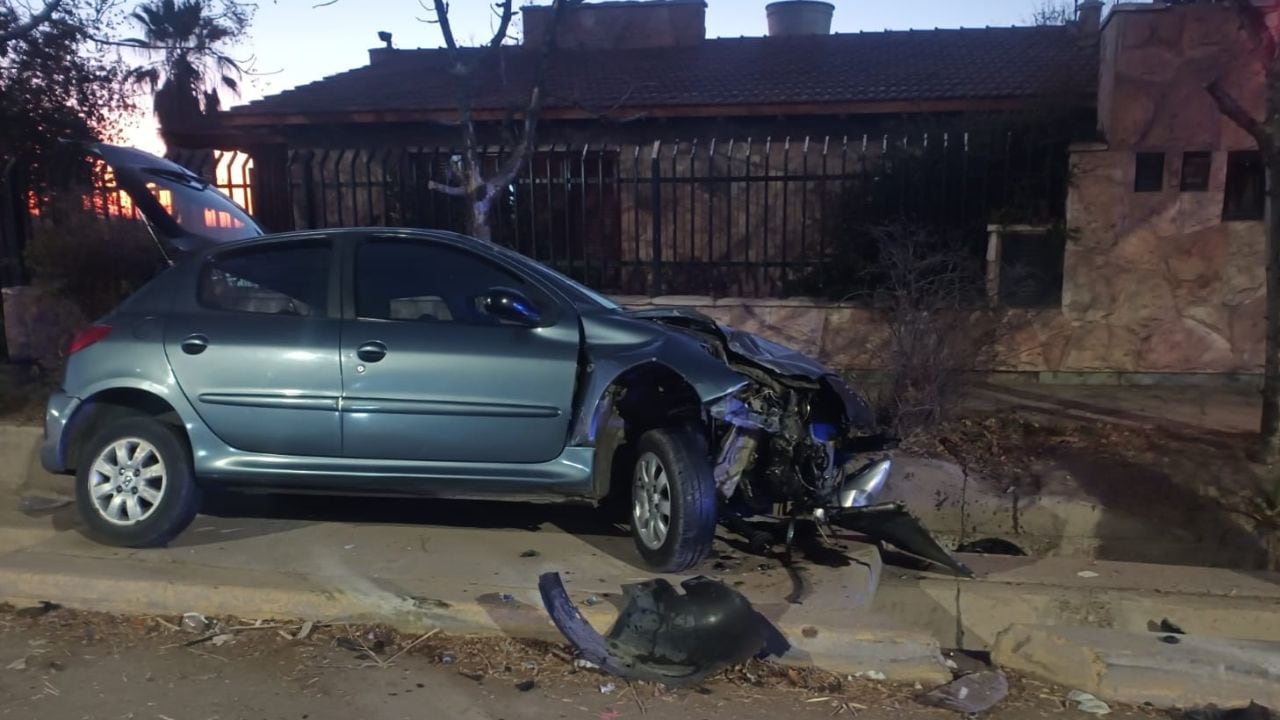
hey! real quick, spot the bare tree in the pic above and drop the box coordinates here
[426,0,583,241]
[1206,0,1280,461]
[0,0,64,45]
[1028,0,1075,26]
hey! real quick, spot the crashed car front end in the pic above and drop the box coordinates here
[629,308,970,576]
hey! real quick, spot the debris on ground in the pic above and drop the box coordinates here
[853,670,887,681]
[1159,618,1186,635]
[520,549,540,558]
[582,595,601,607]
[515,679,535,692]
[955,538,1027,556]
[919,671,1009,714]
[538,571,771,686]
[180,612,209,633]
[15,601,61,618]
[1077,571,1101,579]
[6,657,27,670]
[1067,690,1112,715]
[17,495,71,513]
[1183,702,1276,720]
[598,682,616,694]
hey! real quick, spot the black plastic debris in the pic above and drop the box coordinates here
[1184,702,1276,720]
[1159,618,1186,635]
[538,572,772,686]
[520,549,540,558]
[955,538,1027,557]
[514,679,535,692]
[15,601,61,618]
[831,503,975,577]
[919,670,1009,714]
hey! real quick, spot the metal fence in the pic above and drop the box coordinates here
[3,125,1070,300]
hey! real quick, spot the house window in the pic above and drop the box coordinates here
[987,225,1066,309]
[1223,151,1265,221]
[1134,152,1165,192]
[1180,151,1212,192]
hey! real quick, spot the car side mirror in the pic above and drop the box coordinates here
[481,287,542,326]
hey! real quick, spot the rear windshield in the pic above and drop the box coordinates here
[143,168,259,243]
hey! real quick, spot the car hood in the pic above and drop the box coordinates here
[626,307,875,429]
[627,307,829,379]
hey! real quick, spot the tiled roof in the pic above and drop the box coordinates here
[225,26,1096,120]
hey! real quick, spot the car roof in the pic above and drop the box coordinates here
[188,227,496,258]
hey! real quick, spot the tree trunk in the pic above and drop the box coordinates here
[467,191,493,242]
[1262,160,1280,463]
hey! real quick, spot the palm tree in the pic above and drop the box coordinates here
[125,0,247,137]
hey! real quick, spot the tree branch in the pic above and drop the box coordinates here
[1208,79,1273,151]
[488,0,513,49]
[431,0,458,51]
[427,180,468,197]
[0,0,65,44]
[490,0,583,188]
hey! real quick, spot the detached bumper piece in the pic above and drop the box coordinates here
[538,572,770,686]
[831,502,974,578]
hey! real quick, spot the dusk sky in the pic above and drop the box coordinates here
[125,0,1092,149]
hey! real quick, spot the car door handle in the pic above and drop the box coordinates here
[180,334,209,355]
[356,341,387,363]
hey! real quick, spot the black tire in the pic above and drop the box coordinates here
[629,427,717,572]
[75,417,201,548]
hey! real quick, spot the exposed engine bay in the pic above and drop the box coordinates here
[628,308,971,577]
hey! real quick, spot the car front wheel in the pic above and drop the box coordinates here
[630,427,717,572]
[75,417,201,548]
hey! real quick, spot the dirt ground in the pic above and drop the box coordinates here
[908,404,1280,570]
[0,604,1163,720]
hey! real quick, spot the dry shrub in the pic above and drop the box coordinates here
[25,194,167,320]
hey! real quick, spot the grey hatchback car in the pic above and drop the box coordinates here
[42,144,959,575]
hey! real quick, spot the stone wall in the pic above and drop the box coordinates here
[1056,1,1269,374]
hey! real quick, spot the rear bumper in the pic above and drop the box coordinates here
[40,391,80,474]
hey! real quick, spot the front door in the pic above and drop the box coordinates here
[164,237,343,457]
[340,235,580,463]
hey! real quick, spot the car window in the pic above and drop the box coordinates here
[198,241,330,316]
[355,239,546,325]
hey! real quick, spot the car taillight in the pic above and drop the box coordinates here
[67,325,112,356]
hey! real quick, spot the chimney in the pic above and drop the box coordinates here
[766,1,835,37]
[522,0,707,50]
[1076,0,1104,34]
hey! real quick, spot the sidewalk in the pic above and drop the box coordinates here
[967,382,1260,436]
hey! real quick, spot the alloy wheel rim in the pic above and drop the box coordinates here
[87,438,166,526]
[632,452,672,550]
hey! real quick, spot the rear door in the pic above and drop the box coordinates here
[339,234,581,463]
[164,237,344,457]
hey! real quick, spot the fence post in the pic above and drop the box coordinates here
[650,140,663,297]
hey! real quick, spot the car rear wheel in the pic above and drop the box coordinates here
[76,417,201,548]
[630,427,717,572]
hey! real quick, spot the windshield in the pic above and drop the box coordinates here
[490,245,621,311]
[142,168,259,243]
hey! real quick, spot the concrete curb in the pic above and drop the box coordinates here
[874,556,1280,651]
[0,548,950,684]
[992,624,1280,708]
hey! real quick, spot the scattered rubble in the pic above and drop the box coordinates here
[1184,702,1276,720]
[919,670,1009,714]
[180,612,209,633]
[1067,690,1112,715]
